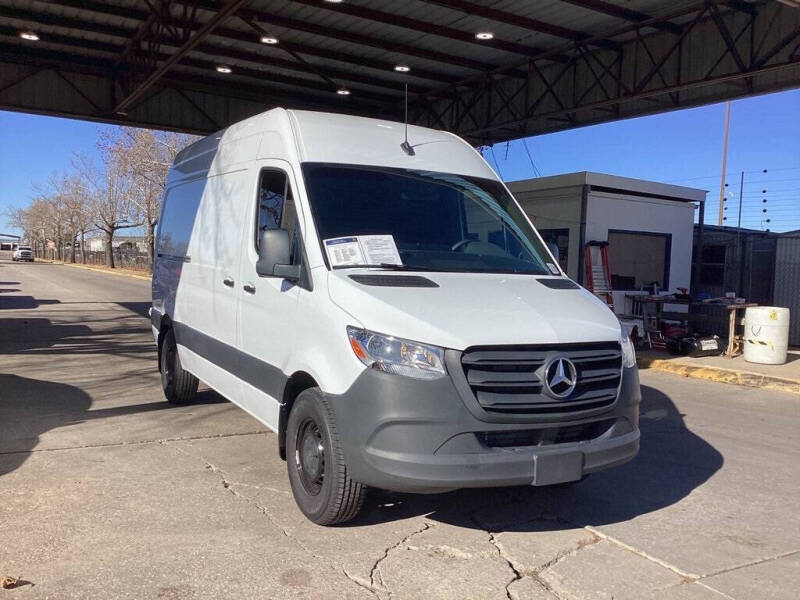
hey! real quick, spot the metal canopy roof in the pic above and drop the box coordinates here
[1,0,799,144]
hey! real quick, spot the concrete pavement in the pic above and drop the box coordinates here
[1,259,798,599]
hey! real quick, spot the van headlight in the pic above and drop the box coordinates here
[620,331,636,368]
[346,327,446,380]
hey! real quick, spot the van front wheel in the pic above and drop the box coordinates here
[287,388,366,525]
[160,329,199,404]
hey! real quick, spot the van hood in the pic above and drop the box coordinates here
[327,270,622,351]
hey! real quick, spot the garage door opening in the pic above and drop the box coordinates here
[608,230,671,292]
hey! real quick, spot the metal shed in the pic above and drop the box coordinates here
[509,172,704,314]
[773,235,800,346]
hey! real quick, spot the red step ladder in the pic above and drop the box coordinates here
[584,241,614,311]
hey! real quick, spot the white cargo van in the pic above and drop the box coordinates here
[151,109,640,525]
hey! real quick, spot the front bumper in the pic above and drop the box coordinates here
[328,363,640,493]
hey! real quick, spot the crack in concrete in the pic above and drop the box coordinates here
[488,531,524,600]
[585,525,701,581]
[527,532,601,600]
[538,532,601,574]
[166,442,325,562]
[342,568,382,600]
[467,504,600,600]
[0,429,269,456]
[698,548,800,580]
[369,522,431,597]
[694,581,738,600]
[227,481,291,496]
[469,508,538,600]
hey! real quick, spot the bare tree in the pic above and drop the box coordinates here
[6,197,55,258]
[101,128,195,270]
[9,125,193,269]
[61,173,93,263]
[74,151,141,269]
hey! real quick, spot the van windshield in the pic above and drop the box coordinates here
[302,163,553,275]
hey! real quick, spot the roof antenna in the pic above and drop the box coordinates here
[400,83,415,156]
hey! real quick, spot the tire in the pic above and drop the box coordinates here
[286,388,366,525]
[160,328,199,404]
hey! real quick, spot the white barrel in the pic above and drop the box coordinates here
[743,306,790,365]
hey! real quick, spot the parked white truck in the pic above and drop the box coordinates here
[12,246,34,262]
[151,108,640,525]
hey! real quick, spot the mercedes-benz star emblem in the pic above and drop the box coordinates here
[544,357,577,398]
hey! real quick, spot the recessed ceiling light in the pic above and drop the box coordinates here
[260,36,278,44]
[475,32,494,40]
[324,0,344,3]
[337,87,350,95]
[394,65,410,72]
[216,65,232,74]
[19,31,39,41]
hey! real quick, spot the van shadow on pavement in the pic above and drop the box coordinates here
[350,384,724,531]
[0,317,151,357]
[0,374,226,477]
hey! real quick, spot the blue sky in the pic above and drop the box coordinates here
[1,88,799,234]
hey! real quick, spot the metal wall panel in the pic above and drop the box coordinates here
[773,236,800,347]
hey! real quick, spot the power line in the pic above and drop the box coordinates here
[521,138,542,178]
[489,145,503,179]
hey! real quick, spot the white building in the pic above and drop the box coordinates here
[509,172,706,314]
[86,235,148,253]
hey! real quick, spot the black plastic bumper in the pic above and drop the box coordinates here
[328,364,641,493]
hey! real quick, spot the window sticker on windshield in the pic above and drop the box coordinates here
[324,235,403,267]
[546,262,560,275]
[359,235,402,266]
[324,237,366,267]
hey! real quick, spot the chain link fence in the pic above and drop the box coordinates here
[83,249,152,272]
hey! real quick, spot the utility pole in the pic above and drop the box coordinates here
[736,170,745,296]
[717,101,731,226]
[736,170,744,231]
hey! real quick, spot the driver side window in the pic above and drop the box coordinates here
[256,169,299,263]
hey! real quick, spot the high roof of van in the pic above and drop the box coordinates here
[171,108,496,182]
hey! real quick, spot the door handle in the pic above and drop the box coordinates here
[243,283,256,294]
[223,277,235,287]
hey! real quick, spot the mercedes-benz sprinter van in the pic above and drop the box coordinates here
[151,109,640,525]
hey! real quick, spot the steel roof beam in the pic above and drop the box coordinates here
[114,0,247,114]
[41,0,499,78]
[0,19,440,96]
[423,0,619,49]
[4,4,458,85]
[176,0,507,73]
[0,5,132,39]
[230,3,520,73]
[412,1,710,105]
[0,42,389,115]
[284,0,572,63]
[559,0,683,35]
[114,0,160,68]
[0,24,423,97]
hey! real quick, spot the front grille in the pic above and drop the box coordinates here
[479,419,615,448]
[460,342,621,417]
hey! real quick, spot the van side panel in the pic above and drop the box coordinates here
[171,168,251,402]
[152,178,205,322]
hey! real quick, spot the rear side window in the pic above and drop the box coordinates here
[158,179,205,259]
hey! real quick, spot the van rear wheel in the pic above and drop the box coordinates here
[286,388,366,525]
[160,329,199,404]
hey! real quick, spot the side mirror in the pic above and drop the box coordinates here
[256,229,301,281]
